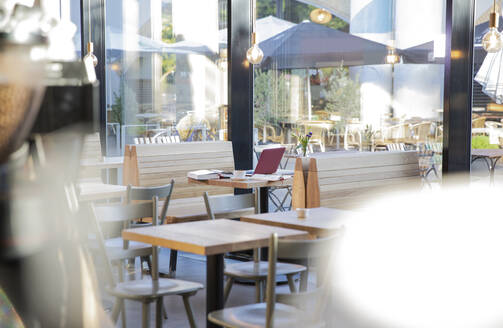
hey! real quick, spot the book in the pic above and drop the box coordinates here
[187,170,220,180]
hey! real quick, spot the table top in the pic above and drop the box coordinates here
[78,182,127,201]
[472,149,503,158]
[122,219,308,256]
[80,156,124,169]
[241,207,351,237]
[187,176,293,189]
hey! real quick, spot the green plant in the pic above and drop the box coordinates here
[292,129,312,156]
[362,124,375,144]
[472,135,499,149]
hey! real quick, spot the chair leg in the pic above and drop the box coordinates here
[169,250,178,277]
[117,260,125,282]
[120,300,126,328]
[287,274,298,293]
[182,294,197,328]
[300,270,308,292]
[224,277,234,304]
[111,298,122,323]
[255,280,262,303]
[155,297,163,328]
[141,301,150,328]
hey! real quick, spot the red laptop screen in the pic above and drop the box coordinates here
[254,147,286,174]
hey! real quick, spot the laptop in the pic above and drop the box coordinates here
[249,147,286,175]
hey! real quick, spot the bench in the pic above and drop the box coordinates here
[292,151,421,210]
[123,141,253,222]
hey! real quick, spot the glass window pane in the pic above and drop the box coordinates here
[254,0,444,183]
[105,0,228,155]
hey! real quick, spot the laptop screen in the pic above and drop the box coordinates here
[254,147,286,174]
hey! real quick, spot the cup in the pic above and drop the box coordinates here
[233,170,247,179]
[296,208,309,218]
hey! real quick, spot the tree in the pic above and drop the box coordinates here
[253,70,289,126]
[325,65,361,125]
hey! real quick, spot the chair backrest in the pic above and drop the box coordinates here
[123,141,234,199]
[203,192,255,220]
[90,202,154,286]
[127,181,175,225]
[277,232,341,261]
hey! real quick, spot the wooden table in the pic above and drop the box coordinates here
[188,176,293,213]
[471,149,503,184]
[122,219,307,328]
[241,207,351,238]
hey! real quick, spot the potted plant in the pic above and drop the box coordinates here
[362,124,375,152]
[292,130,312,157]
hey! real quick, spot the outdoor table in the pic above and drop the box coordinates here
[78,182,127,202]
[471,149,503,184]
[241,207,351,238]
[122,219,307,328]
[188,176,293,213]
[80,156,123,184]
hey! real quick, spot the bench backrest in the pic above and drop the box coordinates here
[123,141,234,199]
[294,151,420,209]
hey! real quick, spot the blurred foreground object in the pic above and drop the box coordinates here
[0,2,108,327]
[332,183,503,327]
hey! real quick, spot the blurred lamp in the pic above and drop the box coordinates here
[246,0,263,65]
[385,47,400,65]
[482,1,502,53]
[310,8,332,24]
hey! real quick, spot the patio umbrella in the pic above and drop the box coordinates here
[257,21,389,70]
[400,41,444,64]
[475,49,503,103]
[107,30,214,56]
[219,15,295,45]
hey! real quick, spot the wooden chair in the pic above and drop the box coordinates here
[208,233,326,328]
[203,192,306,304]
[89,193,203,328]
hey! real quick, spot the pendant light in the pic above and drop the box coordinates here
[482,0,503,53]
[83,0,98,67]
[385,0,400,65]
[385,46,400,65]
[310,8,332,25]
[246,0,263,65]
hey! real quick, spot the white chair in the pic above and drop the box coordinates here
[203,192,306,304]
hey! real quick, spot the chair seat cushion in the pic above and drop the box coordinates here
[208,302,322,328]
[224,261,305,280]
[107,278,203,300]
[105,238,152,260]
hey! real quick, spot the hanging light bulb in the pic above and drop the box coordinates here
[385,46,400,65]
[310,8,332,24]
[482,6,503,53]
[246,0,263,65]
[246,32,263,65]
[84,41,98,67]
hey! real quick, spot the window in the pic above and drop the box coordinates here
[105,0,228,155]
[254,0,445,179]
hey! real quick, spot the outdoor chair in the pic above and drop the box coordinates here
[203,192,306,305]
[254,144,292,212]
[208,233,338,328]
[410,121,434,144]
[89,183,203,328]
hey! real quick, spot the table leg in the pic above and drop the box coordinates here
[490,157,501,185]
[258,187,269,213]
[207,254,224,328]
